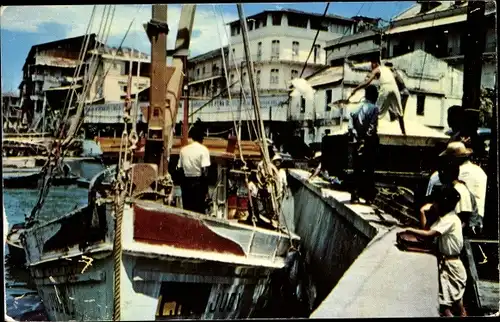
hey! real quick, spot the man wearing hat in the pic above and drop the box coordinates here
[425,142,487,233]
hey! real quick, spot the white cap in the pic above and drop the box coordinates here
[313,151,322,159]
[272,154,282,162]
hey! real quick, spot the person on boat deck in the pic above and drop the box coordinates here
[420,159,480,235]
[406,186,467,317]
[308,151,323,181]
[348,58,406,135]
[177,126,211,214]
[384,61,409,115]
[348,84,380,205]
[425,142,487,235]
[272,154,288,200]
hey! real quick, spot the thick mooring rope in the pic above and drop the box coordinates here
[112,189,126,321]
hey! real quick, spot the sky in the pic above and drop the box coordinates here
[0,2,414,93]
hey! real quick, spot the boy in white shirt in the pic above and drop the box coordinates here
[407,186,467,317]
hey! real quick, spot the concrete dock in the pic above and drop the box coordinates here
[286,169,440,318]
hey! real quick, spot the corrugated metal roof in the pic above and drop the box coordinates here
[34,56,80,68]
[386,14,467,34]
[305,66,344,87]
[44,85,82,91]
[325,30,379,49]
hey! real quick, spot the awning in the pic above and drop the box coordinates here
[188,75,223,86]
[44,85,82,91]
[386,14,467,35]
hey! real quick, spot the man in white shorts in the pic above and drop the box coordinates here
[348,58,406,135]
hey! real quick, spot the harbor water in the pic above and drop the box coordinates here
[4,185,89,321]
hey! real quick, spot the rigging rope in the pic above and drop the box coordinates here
[58,6,97,134]
[217,6,260,141]
[29,5,117,222]
[213,5,246,167]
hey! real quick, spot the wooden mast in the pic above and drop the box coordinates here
[144,4,169,174]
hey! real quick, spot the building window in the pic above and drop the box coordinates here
[272,13,282,26]
[256,70,261,87]
[270,69,279,85]
[248,20,254,31]
[300,97,306,113]
[257,42,262,61]
[292,41,299,58]
[324,129,331,136]
[416,94,426,116]
[261,17,267,27]
[197,68,200,76]
[313,44,321,63]
[232,48,236,59]
[325,89,332,111]
[291,69,299,80]
[202,66,206,75]
[212,64,218,75]
[287,13,308,29]
[271,40,280,59]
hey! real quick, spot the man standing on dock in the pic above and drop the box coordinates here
[348,84,380,205]
[385,61,410,115]
[177,126,211,214]
[348,58,406,135]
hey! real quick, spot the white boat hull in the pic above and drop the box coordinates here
[29,253,275,320]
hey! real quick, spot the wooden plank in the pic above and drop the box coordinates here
[477,281,500,311]
[464,240,482,309]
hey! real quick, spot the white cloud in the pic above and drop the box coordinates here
[1,5,238,57]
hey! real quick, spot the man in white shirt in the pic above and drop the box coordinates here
[424,142,487,232]
[421,160,479,234]
[407,186,467,317]
[177,126,211,214]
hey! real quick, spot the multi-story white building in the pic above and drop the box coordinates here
[183,9,369,139]
[224,9,356,95]
[385,0,496,89]
[290,50,464,145]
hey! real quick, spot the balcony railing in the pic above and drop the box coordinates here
[189,70,224,82]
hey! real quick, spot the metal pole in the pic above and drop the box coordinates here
[182,56,189,146]
[236,4,270,164]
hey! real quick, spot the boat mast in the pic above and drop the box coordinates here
[144,4,169,174]
[236,4,271,166]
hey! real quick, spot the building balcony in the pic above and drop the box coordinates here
[189,70,224,83]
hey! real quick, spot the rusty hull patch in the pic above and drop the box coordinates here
[133,204,245,256]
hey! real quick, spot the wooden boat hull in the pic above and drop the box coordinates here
[6,223,27,264]
[28,251,277,320]
[3,171,43,189]
[21,168,299,320]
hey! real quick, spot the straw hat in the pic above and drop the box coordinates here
[439,141,473,157]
